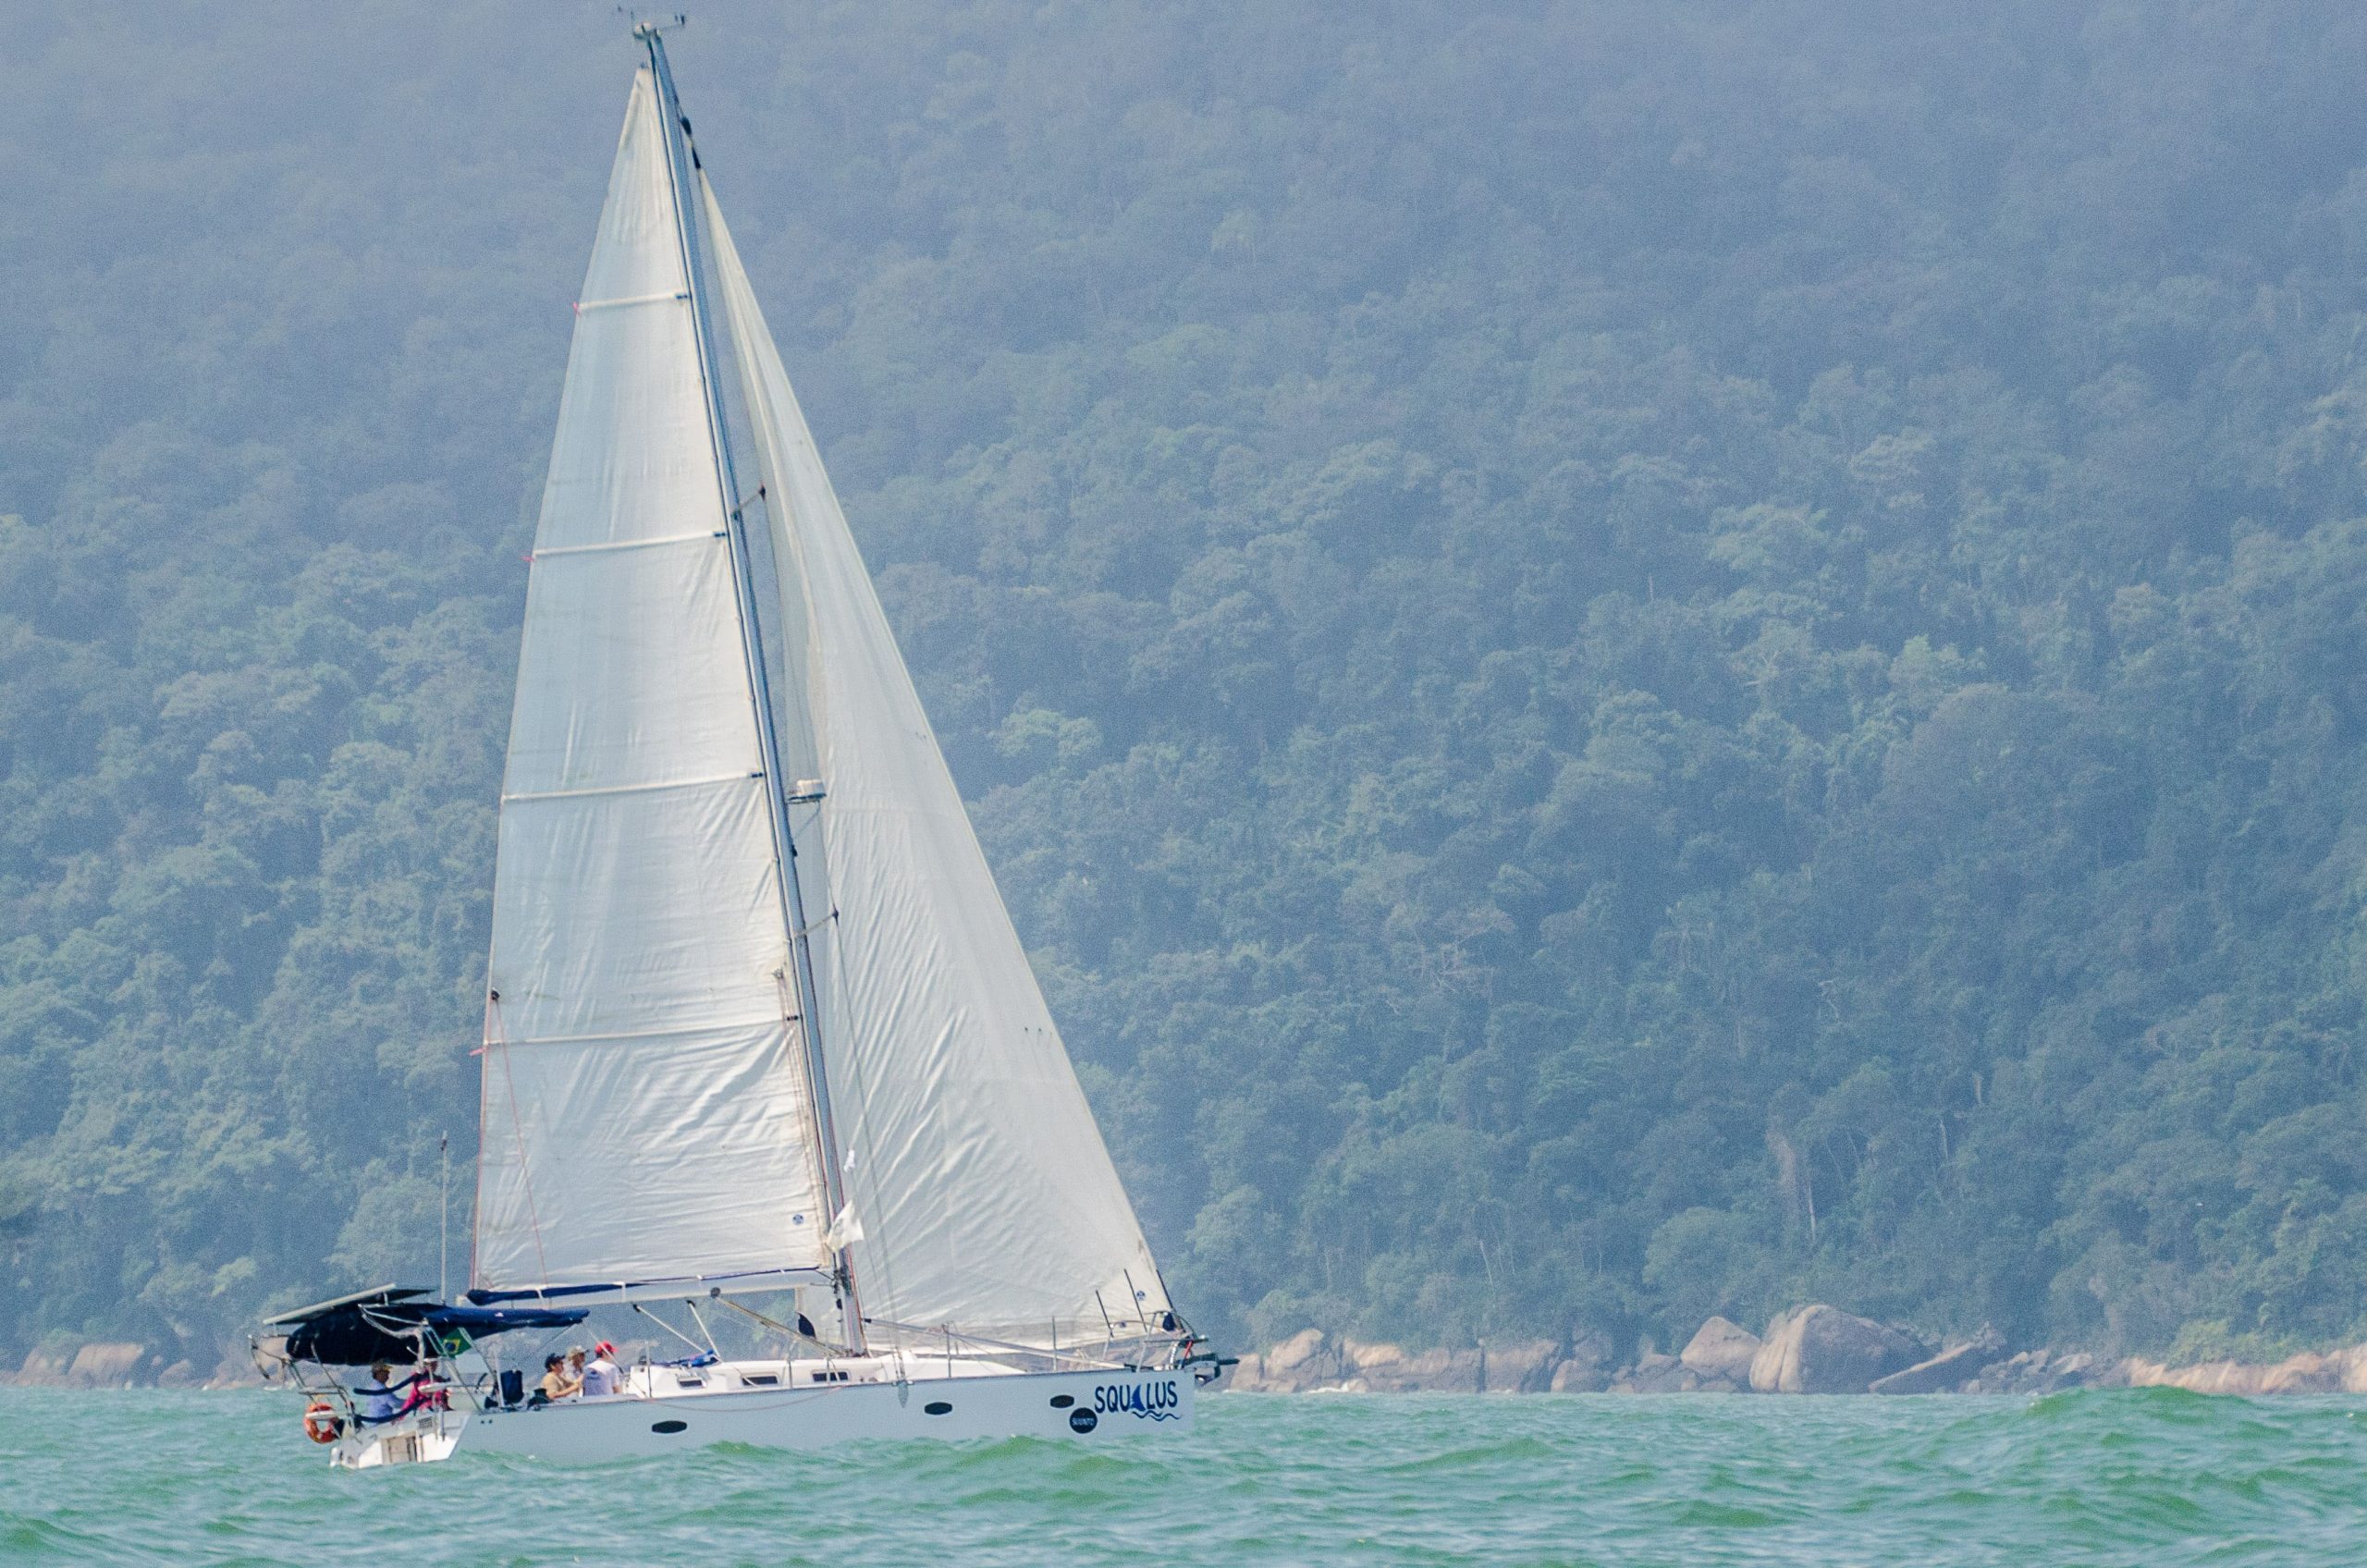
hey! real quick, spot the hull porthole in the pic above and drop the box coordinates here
[651,1419,689,1434]
[923,1401,953,1415]
[1049,1394,1074,1409]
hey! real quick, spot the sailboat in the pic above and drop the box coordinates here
[255,20,1217,1466]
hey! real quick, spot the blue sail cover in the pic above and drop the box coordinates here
[423,1305,588,1336]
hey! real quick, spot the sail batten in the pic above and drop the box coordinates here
[501,771,757,805]
[531,530,725,558]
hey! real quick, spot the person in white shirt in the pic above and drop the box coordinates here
[581,1340,624,1397]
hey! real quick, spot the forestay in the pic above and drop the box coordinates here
[702,185,1174,1348]
[472,72,831,1298]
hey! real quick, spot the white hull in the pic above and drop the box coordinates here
[462,1362,1193,1463]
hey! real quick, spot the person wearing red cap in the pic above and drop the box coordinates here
[581,1340,624,1398]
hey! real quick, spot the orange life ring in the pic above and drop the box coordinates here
[303,1401,343,1444]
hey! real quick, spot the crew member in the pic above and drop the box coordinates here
[536,1352,575,1403]
[356,1363,401,1423]
[581,1340,624,1397]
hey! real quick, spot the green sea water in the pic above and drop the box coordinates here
[3,1386,2364,1565]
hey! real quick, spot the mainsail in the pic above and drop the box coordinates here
[474,56,1171,1348]
[472,71,831,1299]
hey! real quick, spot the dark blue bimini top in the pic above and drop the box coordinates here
[277,1290,588,1366]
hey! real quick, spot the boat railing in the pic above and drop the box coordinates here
[859,1317,1189,1374]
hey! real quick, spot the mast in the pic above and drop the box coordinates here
[636,18,866,1352]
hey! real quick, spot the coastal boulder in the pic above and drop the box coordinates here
[1483,1339,1562,1393]
[204,1346,267,1390]
[2050,1352,2101,1389]
[1244,1329,1342,1390]
[1680,1317,1762,1383]
[2125,1352,2337,1396]
[1550,1358,1610,1392]
[1268,1328,1328,1376]
[1612,1352,1688,1394]
[1975,1348,2103,1395]
[1748,1312,1791,1391]
[1402,1347,1483,1392]
[66,1342,149,1387]
[1975,1349,2047,1393]
[1549,1331,1611,1392]
[1747,1312,1792,1390]
[12,1346,75,1386]
[1749,1305,1921,1393]
[1341,1340,1411,1390]
[1870,1329,2004,1396]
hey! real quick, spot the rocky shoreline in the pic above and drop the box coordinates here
[1226,1305,2367,1398]
[2,1341,247,1390]
[11,1308,2367,1398]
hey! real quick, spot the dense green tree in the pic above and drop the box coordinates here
[6,0,2367,1371]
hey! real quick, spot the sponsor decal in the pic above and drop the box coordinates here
[1091,1378,1183,1422]
[1069,1407,1098,1433]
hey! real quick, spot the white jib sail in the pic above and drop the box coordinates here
[701,182,1174,1348]
[472,72,830,1297]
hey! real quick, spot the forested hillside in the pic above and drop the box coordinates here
[6,0,2367,1372]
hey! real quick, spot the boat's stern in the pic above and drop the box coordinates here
[328,1407,469,1470]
